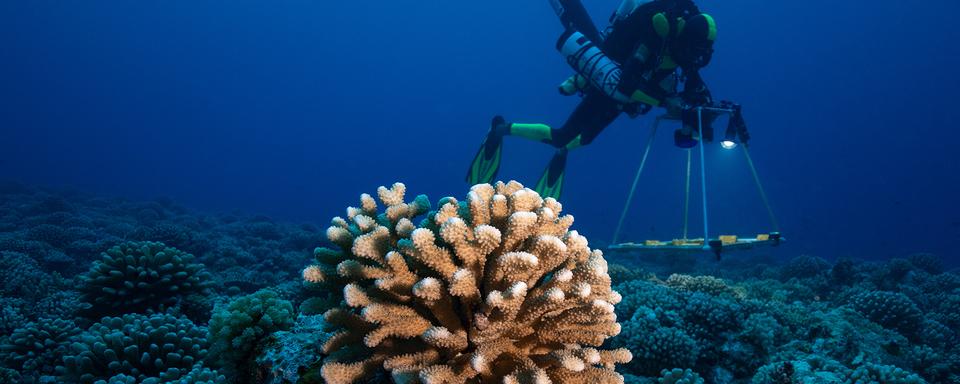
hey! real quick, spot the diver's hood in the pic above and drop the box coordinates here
[674,13,717,69]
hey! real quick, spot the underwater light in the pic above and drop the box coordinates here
[721,111,741,150]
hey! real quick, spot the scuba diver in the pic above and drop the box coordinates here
[467,0,747,199]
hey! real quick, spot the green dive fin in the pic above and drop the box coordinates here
[466,116,507,185]
[535,149,567,200]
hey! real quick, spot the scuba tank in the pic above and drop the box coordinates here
[611,0,645,23]
[556,29,631,104]
[548,0,603,45]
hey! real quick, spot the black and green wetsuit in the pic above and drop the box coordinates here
[468,0,716,199]
[544,0,714,148]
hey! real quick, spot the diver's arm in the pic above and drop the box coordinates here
[608,7,670,107]
[680,69,712,107]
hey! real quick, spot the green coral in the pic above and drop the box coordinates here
[169,366,226,384]
[614,279,684,322]
[658,368,703,384]
[0,251,49,299]
[255,314,331,384]
[208,289,295,382]
[56,313,209,384]
[78,241,213,318]
[781,255,832,280]
[616,324,700,376]
[0,367,23,383]
[680,292,743,339]
[847,363,927,384]
[665,274,738,297]
[0,318,82,381]
[849,291,923,337]
[608,263,649,285]
[752,356,850,384]
[906,253,944,275]
[89,366,226,384]
[0,297,28,336]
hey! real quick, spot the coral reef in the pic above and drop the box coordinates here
[0,297,29,336]
[56,312,213,384]
[614,324,699,376]
[254,314,332,384]
[208,288,296,382]
[1,182,958,383]
[849,291,924,337]
[0,318,82,383]
[78,241,214,318]
[657,368,703,384]
[604,249,960,383]
[306,181,630,383]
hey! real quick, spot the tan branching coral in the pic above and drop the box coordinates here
[304,181,630,384]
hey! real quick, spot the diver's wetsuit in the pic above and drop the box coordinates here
[547,88,622,148]
[547,0,710,149]
[467,0,718,198]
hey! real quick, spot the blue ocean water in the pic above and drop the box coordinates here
[2,1,959,262]
[3,3,960,383]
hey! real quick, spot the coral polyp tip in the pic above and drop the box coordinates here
[302,265,325,283]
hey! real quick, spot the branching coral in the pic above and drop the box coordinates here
[680,293,743,341]
[664,274,738,297]
[171,366,227,384]
[906,254,944,275]
[208,288,296,382]
[615,325,698,376]
[25,223,72,248]
[613,279,683,324]
[0,367,22,383]
[0,318,82,381]
[57,313,210,384]
[656,368,703,384]
[780,255,832,280]
[849,291,923,337]
[78,241,213,317]
[0,297,29,336]
[721,313,782,376]
[304,181,630,383]
[607,263,648,286]
[752,356,850,384]
[847,363,927,384]
[255,314,332,384]
[0,251,56,302]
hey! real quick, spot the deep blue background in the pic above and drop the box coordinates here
[2,1,958,263]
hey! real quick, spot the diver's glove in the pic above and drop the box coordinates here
[663,96,684,120]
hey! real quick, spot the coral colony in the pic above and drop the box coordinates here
[0,181,955,383]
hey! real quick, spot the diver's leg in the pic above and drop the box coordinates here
[551,91,623,149]
[506,92,622,149]
[468,92,620,189]
[535,93,622,199]
[466,116,511,185]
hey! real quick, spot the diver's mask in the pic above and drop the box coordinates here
[675,13,717,70]
[679,43,714,69]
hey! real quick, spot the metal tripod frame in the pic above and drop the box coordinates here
[612,107,780,249]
